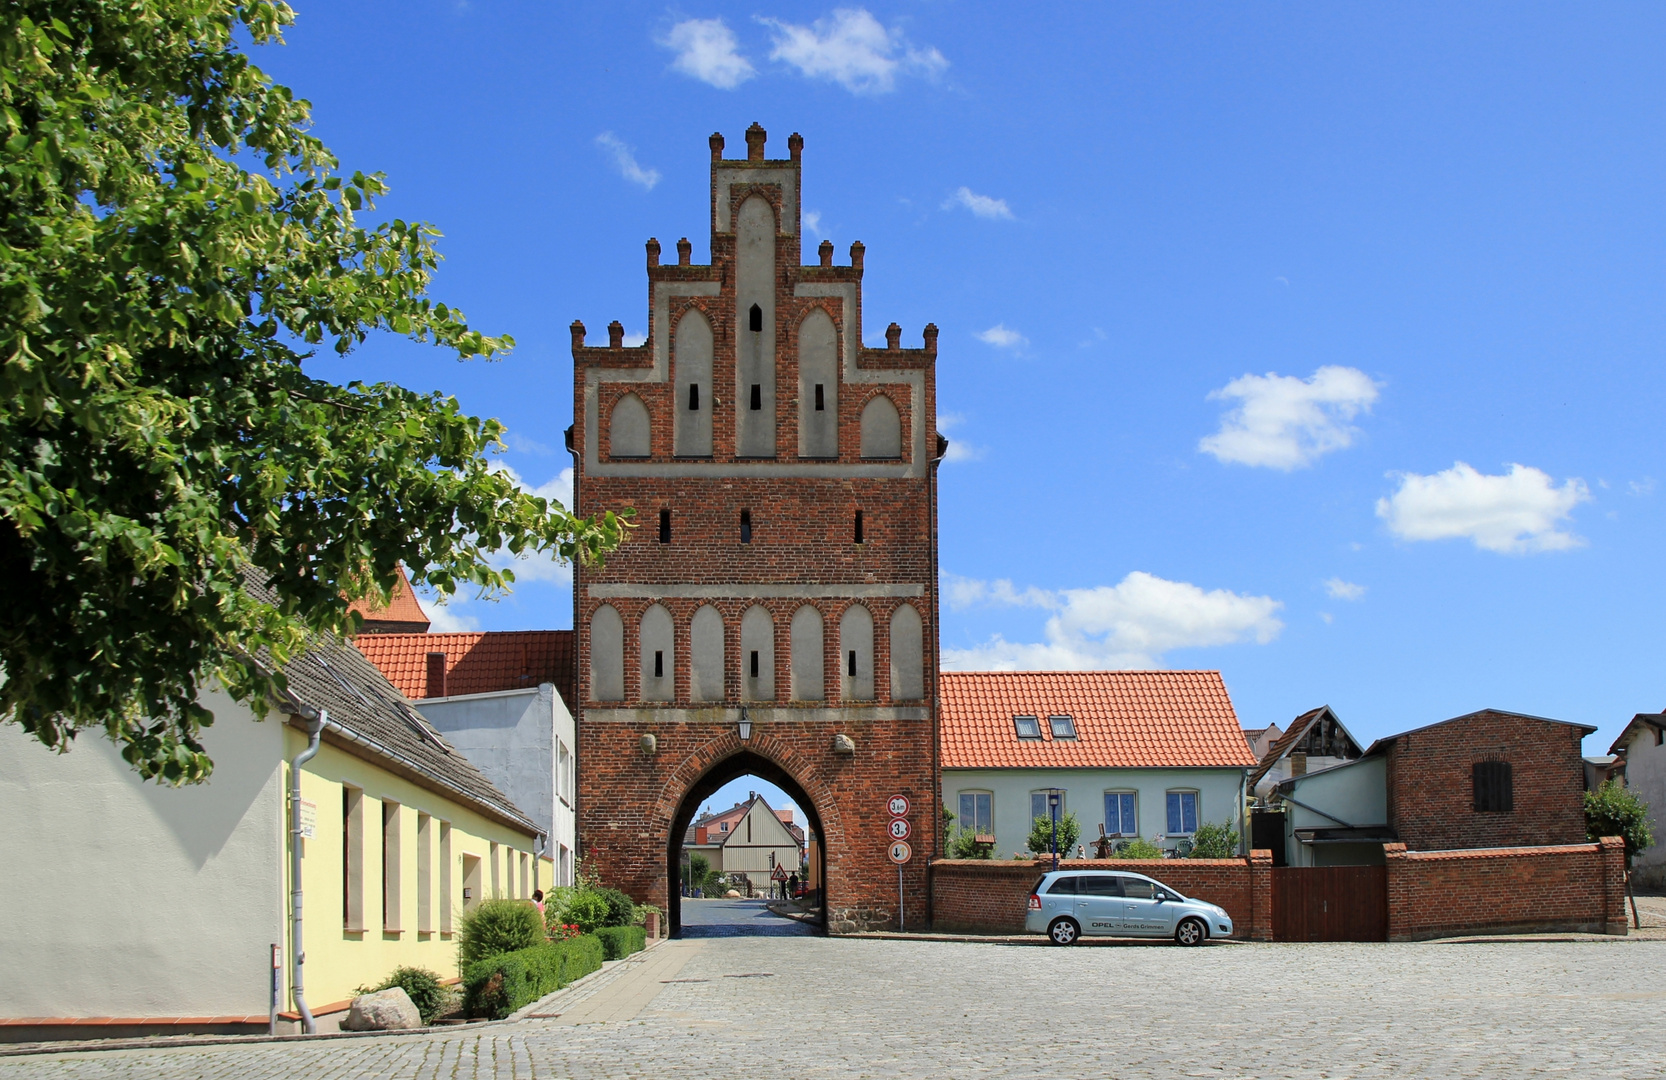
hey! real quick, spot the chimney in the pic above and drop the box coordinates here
[696,826,708,845]
[425,652,447,699]
[1290,752,1308,777]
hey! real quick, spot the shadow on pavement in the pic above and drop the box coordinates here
[680,897,818,938]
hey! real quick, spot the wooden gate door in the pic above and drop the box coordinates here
[1272,866,1387,941]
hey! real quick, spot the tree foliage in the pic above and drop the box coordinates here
[1185,820,1239,859]
[0,2,624,781]
[1585,780,1654,865]
[1026,811,1081,857]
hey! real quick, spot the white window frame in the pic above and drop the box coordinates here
[1165,790,1199,836]
[957,791,993,834]
[1103,790,1138,838]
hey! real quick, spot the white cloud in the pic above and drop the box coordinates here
[660,18,755,89]
[594,132,661,190]
[1199,365,1381,470]
[762,8,947,94]
[622,328,647,347]
[804,210,825,239]
[1376,462,1590,554]
[1323,578,1366,601]
[941,571,1284,670]
[975,324,1027,349]
[424,601,480,634]
[1629,477,1655,497]
[943,186,1013,220]
[481,465,577,586]
[936,413,985,464]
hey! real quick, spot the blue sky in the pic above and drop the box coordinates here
[276,2,1664,765]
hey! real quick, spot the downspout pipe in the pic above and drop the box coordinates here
[289,708,326,1035]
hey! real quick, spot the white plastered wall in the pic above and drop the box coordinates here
[0,691,284,1018]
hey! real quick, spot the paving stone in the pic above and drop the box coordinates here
[5,936,1664,1078]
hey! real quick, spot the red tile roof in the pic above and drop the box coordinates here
[353,630,574,710]
[347,566,431,633]
[938,670,1258,770]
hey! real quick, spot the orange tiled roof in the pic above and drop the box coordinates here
[347,566,431,633]
[938,670,1258,770]
[353,630,574,710]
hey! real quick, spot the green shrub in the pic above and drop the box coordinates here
[945,827,993,859]
[354,966,449,1025]
[1113,836,1165,860]
[1026,811,1081,857]
[462,935,605,1020]
[593,886,637,927]
[457,898,545,969]
[1586,780,1655,865]
[1186,820,1240,859]
[632,903,663,928]
[562,890,611,933]
[594,924,648,960]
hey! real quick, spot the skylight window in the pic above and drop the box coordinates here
[1049,714,1077,739]
[1013,715,1042,739]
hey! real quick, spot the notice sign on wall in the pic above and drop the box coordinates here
[299,799,317,840]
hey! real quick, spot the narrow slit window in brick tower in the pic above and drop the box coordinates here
[853,510,864,544]
[740,509,752,543]
[688,383,700,410]
[658,509,671,543]
[814,384,825,411]
[749,384,762,411]
[749,303,763,332]
[750,650,760,678]
[654,651,664,679]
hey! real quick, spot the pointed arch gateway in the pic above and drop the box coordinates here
[664,744,834,938]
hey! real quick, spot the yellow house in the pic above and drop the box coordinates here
[0,627,549,1041]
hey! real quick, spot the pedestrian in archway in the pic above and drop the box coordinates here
[788,872,799,899]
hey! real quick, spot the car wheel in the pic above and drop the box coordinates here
[1174,917,1206,947]
[1048,917,1080,946]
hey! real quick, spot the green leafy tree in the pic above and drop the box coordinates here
[1026,811,1081,857]
[0,2,625,781]
[1113,836,1165,860]
[1585,781,1654,865]
[1186,820,1240,859]
[945,826,993,859]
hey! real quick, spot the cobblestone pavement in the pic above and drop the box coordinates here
[679,896,816,938]
[7,936,1666,1079]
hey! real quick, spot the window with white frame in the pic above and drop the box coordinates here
[1103,792,1137,837]
[1165,791,1199,835]
[557,741,572,806]
[1031,790,1065,823]
[958,792,992,834]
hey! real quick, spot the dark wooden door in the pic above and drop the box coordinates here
[1272,866,1387,941]
[1251,810,1287,867]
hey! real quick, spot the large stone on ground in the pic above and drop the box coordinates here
[341,987,422,1031]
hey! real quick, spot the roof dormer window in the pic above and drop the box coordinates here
[1013,715,1042,739]
[1048,714,1077,739]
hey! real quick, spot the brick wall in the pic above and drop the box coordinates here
[1386,710,1589,851]
[931,852,1274,941]
[1384,837,1627,941]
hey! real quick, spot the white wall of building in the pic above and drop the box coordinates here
[942,768,1246,856]
[1619,728,1666,889]
[1278,755,1388,867]
[0,692,286,1018]
[415,683,576,886]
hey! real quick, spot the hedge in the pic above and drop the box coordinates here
[462,935,605,1019]
[594,924,647,961]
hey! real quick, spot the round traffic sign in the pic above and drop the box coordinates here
[887,818,911,841]
[888,840,912,864]
[887,794,911,818]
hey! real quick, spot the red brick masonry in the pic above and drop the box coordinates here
[931,852,1275,941]
[1384,837,1627,941]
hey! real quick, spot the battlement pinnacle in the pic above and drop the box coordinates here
[745,122,767,161]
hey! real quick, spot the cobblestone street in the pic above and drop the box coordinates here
[6,935,1666,1079]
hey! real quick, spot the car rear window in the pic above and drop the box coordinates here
[1077,874,1122,896]
[1045,875,1080,895]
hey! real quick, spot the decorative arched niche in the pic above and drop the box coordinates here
[673,309,713,457]
[840,604,874,701]
[859,394,901,459]
[789,605,824,702]
[639,603,675,702]
[741,605,775,702]
[689,604,725,702]
[589,605,623,702]
[609,393,651,458]
[889,604,924,701]
[735,195,776,458]
[797,308,838,459]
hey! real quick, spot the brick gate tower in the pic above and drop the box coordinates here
[569,124,942,933]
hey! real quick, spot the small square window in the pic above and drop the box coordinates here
[1473,761,1513,813]
[1013,715,1042,739]
[1048,714,1077,739]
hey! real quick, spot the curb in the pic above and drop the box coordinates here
[508,935,671,1022]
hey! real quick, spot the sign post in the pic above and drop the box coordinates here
[269,944,282,1035]
[887,793,912,932]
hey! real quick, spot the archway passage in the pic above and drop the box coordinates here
[668,751,827,938]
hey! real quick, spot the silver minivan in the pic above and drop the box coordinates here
[1025,869,1233,946]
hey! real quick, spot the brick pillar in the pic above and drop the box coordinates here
[1383,842,1410,942]
[1598,836,1628,936]
[1247,849,1273,941]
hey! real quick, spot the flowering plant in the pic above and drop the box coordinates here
[550,923,583,941]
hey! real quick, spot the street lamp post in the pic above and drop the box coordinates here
[1047,789,1062,872]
